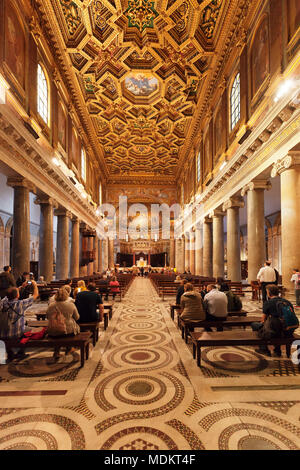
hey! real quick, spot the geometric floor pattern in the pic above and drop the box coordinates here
[1,278,300,450]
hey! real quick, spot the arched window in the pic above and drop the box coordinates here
[37,64,49,124]
[230,72,240,131]
[196,151,201,183]
[81,148,86,182]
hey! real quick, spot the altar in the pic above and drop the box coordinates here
[136,257,147,268]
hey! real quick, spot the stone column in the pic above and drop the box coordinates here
[94,237,99,273]
[87,232,94,276]
[70,216,80,278]
[103,238,108,270]
[203,217,213,277]
[184,234,190,271]
[7,177,34,280]
[272,152,300,289]
[108,238,114,269]
[195,223,203,276]
[223,197,244,282]
[98,239,103,273]
[35,196,54,282]
[79,223,88,277]
[242,180,271,282]
[169,237,175,268]
[175,237,185,273]
[189,229,196,275]
[55,208,71,280]
[211,209,225,280]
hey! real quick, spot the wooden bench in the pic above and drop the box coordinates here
[179,316,261,344]
[173,308,247,328]
[35,305,111,327]
[28,320,101,347]
[1,332,92,368]
[190,330,300,367]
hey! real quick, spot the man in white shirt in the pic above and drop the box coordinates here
[291,268,300,307]
[257,261,276,303]
[204,284,228,331]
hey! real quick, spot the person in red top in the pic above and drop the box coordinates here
[109,276,120,300]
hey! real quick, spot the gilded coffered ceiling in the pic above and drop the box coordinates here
[34,0,251,182]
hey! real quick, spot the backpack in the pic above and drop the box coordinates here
[276,299,299,332]
[257,315,283,340]
[47,307,67,336]
[0,300,23,336]
[0,273,10,292]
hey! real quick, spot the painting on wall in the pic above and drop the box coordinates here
[125,74,158,96]
[4,1,26,90]
[58,101,67,150]
[251,16,270,98]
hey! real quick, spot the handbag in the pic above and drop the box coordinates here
[47,307,67,336]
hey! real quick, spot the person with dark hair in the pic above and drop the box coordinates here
[0,282,39,361]
[251,284,299,357]
[204,284,228,331]
[257,261,276,303]
[75,282,104,323]
[109,276,120,300]
[176,278,187,306]
[16,272,30,288]
[180,283,205,321]
[0,265,16,299]
[219,283,242,312]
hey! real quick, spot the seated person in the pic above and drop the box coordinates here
[37,276,47,286]
[174,275,182,284]
[73,280,87,299]
[0,282,39,361]
[185,270,193,282]
[251,284,298,357]
[219,283,242,312]
[49,285,74,304]
[65,278,74,298]
[46,287,80,361]
[16,271,30,288]
[98,275,109,300]
[75,283,104,323]
[109,276,120,300]
[204,284,228,331]
[176,278,187,306]
[180,283,205,321]
[19,278,35,300]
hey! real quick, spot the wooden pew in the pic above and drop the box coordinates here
[28,320,101,347]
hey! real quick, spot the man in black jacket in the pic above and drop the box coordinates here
[75,283,104,323]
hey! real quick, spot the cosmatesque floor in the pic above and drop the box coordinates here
[1,278,300,450]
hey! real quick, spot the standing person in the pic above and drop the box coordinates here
[16,272,30,288]
[180,283,205,321]
[75,283,104,323]
[0,281,39,361]
[0,266,16,299]
[257,261,276,303]
[204,284,228,331]
[140,266,144,277]
[46,287,80,361]
[291,269,300,307]
[109,276,120,300]
[251,284,299,357]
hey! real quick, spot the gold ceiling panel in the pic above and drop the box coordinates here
[37,0,247,179]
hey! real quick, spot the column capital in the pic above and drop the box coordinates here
[54,208,72,218]
[195,222,202,230]
[7,176,36,193]
[241,180,271,196]
[209,209,225,218]
[271,151,300,177]
[71,215,80,223]
[223,196,244,211]
[34,196,57,208]
[204,216,213,224]
[80,222,87,232]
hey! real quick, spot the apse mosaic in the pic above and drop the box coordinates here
[32,0,249,178]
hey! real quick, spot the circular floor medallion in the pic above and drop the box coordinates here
[238,436,280,450]
[126,380,154,397]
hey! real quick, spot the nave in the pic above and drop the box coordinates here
[1,278,300,450]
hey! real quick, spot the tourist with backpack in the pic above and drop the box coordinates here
[0,266,16,299]
[291,268,300,307]
[46,287,80,361]
[0,282,39,361]
[251,284,299,357]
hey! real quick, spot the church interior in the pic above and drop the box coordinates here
[0,0,300,451]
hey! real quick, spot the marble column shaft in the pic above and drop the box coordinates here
[55,209,70,280]
[212,211,225,279]
[242,181,270,282]
[175,238,185,273]
[108,238,114,269]
[7,178,33,279]
[184,235,190,271]
[79,224,88,277]
[203,218,213,277]
[189,230,195,275]
[98,239,103,273]
[195,225,203,275]
[169,238,175,268]
[94,237,99,273]
[70,217,80,278]
[37,197,54,282]
[87,235,94,276]
[103,239,108,270]
[223,198,244,282]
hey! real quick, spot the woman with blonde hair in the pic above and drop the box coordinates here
[46,287,80,360]
[73,280,87,299]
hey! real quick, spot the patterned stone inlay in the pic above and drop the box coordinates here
[100,426,178,450]
[126,380,154,396]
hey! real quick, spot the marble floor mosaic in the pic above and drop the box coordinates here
[0,278,300,450]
